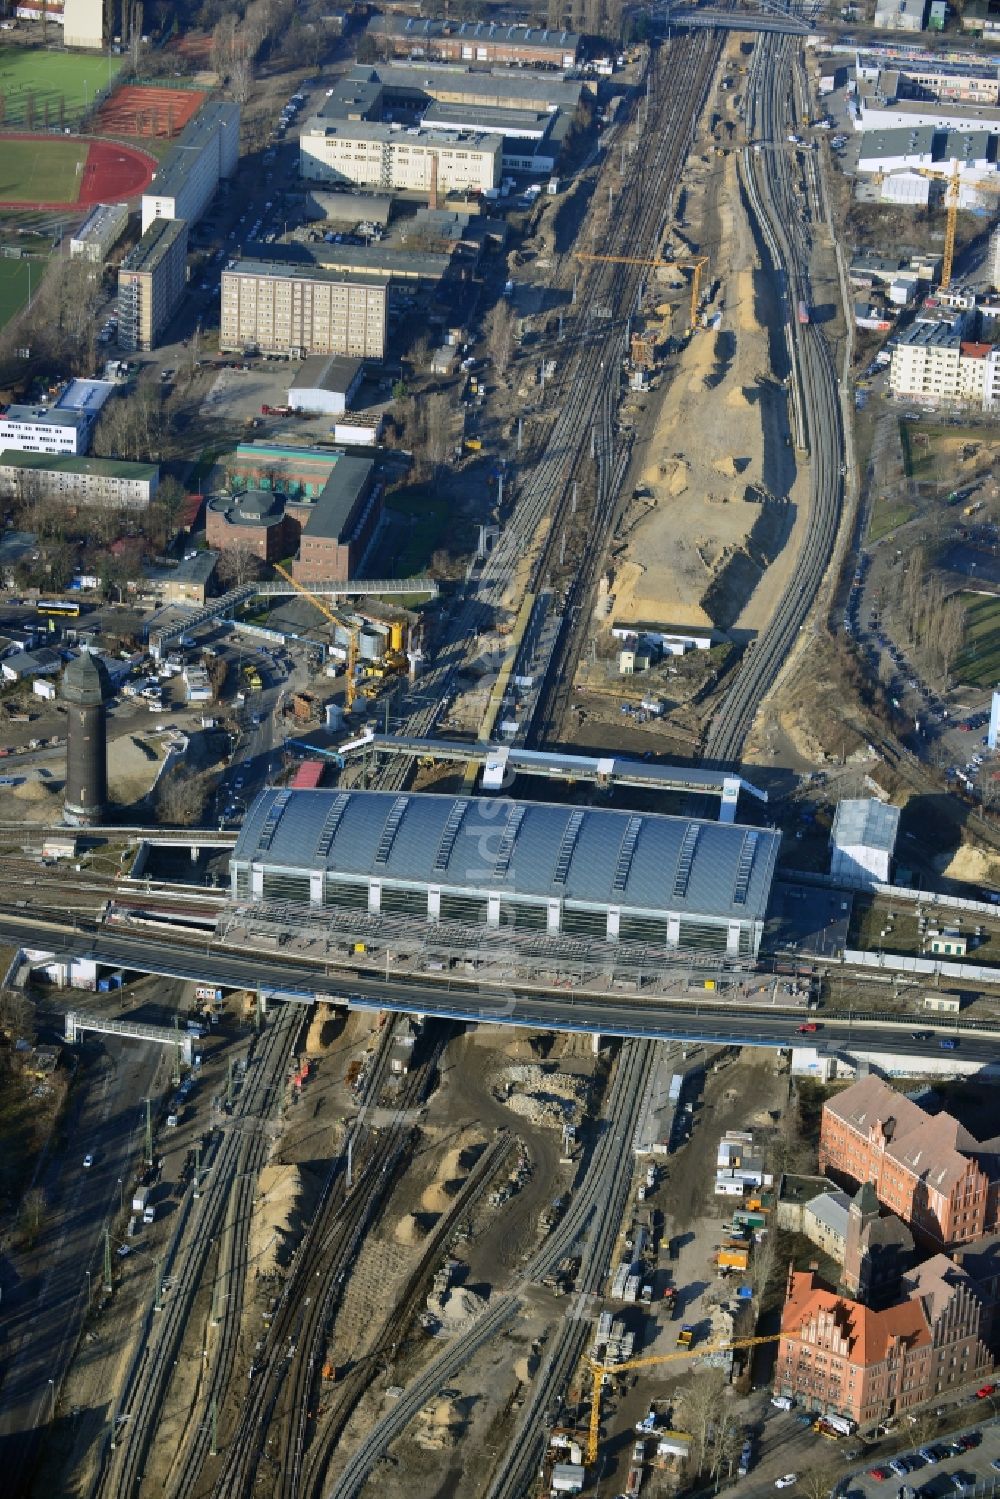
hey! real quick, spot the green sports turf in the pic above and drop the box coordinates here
[0,46,121,128]
[0,258,35,329]
[0,136,88,202]
[956,592,1000,688]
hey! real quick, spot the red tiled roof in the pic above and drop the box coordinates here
[960,341,993,359]
[782,1270,930,1367]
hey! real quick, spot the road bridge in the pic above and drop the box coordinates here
[5,914,996,1064]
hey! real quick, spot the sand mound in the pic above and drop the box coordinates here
[938,843,1000,886]
[493,1063,589,1129]
[305,1003,338,1055]
[659,455,689,496]
[421,1181,459,1214]
[12,777,58,802]
[395,1211,439,1245]
[713,455,739,478]
[727,386,752,408]
[248,1165,317,1274]
[514,1350,540,1384]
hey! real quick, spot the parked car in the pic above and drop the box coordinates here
[775,1477,798,1490]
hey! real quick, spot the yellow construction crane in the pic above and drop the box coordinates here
[875,162,1000,289]
[573,252,710,333]
[584,1332,782,1467]
[272,561,360,713]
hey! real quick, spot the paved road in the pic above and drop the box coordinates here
[0,1031,165,1492]
[0,914,992,1062]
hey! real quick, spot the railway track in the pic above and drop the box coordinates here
[209,1022,451,1499]
[299,1128,518,1499]
[703,31,844,766]
[327,1038,657,1499]
[90,1002,301,1499]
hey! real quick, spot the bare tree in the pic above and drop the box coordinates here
[424,391,453,476]
[796,1463,842,1499]
[156,767,210,827]
[20,1187,46,1248]
[489,300,517,380]
[677,1368,729,1475]
[217,542,262,590]
[937,595,965,680]
[0,986,33,1038]
[229,56,254,105]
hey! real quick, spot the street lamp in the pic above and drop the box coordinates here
[117,1178,123,1215]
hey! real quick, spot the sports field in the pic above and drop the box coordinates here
[0,46,121,128]
[0,135,88,203]
[0,258,34,330]
[0,132,156,209]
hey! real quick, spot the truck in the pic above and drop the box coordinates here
[143,1203,155,1224]
[676,1324,695,1349]
[132,1186,149,1214]
[797,299,810,325]
[817,1412,855,1437]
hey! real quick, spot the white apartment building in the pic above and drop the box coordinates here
[220,261,387,360]
[0,405,90,456]
[141,101,240,234]
[70,203,129,266]
[0,454,159,508]
[890,323,1000,409]
[299,121,502,196]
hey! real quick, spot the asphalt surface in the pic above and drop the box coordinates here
[0,1031,166,1492]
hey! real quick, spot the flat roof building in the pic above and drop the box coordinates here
[293,455,381,583]
[347,61,587,115]
[0,452,159,508]
[70,202,129,265]
[830,798,900,889]
[220,259,387,360]
[289,354,364,415]
[117,217,189,353]
[230,789,779,959]
[141,100,240,235]
[0,404,92,457]
[299,119,502,197]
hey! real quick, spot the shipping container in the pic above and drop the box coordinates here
[797,299,810,325]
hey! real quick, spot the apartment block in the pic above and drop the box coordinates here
[117,217,189,353]
[889,322,1000,410]
[141,100,240,235]
[776,1259,992,1428]
[299,120,502,196]
[0,453,159,508]
[220,261,387,360]
[818,1076,1000,1250]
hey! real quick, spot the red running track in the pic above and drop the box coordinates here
[0,135,157,211]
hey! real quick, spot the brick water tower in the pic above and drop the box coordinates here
[63,653,112,825]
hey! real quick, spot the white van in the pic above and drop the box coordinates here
[771,1395,794,1411]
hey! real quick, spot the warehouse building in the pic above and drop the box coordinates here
[299,120,502,196]
[829,799,900,890]
[70,202,129,266]
[141,100,240,235]
[0,453,159,508]
[363,17,581,68]
[289,354,364,415]
[117,217,189,353]
[230,790,779,959]
[220,260,387,360]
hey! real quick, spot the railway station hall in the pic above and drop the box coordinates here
[229,789,780,960]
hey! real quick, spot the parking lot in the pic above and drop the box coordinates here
[843,1417,1000,1499]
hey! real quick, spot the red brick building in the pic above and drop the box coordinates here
[364,17,581,68]
[206,490,295,564]
[818,1076,1000,1250]
[776,1259,992,1428]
